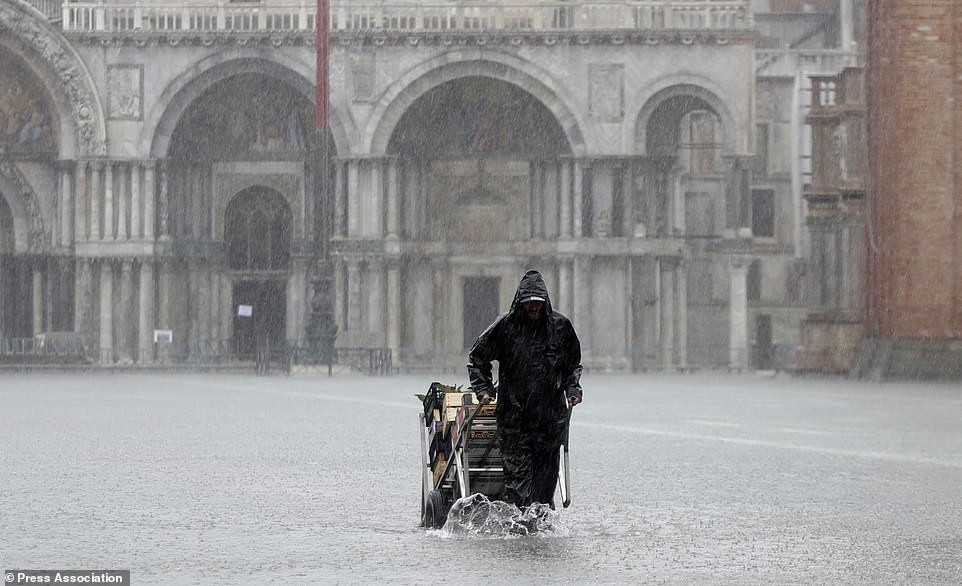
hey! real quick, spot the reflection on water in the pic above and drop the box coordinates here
[439,494,569,538]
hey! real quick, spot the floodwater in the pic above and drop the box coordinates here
[2,373,961,584]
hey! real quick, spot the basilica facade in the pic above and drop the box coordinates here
[0,0,862,370]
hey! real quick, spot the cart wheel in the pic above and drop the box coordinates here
[422,489,448,529]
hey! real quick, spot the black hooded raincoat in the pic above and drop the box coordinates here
[467,269,583,508]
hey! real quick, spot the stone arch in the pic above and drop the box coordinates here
[367,51,588,156]
[0,1,107,157]
[629,77,738,157]
[144,52,352,159]
[225,185,292,272]
[0,156,46,253]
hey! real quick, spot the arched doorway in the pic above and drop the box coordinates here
[634,88,732,369]
[225,186,291,358]
[162,70,333,358]
[385,76,573,359]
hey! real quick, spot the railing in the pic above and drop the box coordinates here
[59,1,752,34]
[22,0,63,20]
[755,49,862,77]
[0,335,89,364]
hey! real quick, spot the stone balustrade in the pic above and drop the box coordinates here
[56,1,752,34]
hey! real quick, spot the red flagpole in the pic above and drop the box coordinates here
[315,0,329,129]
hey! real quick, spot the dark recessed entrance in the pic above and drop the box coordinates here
[232,280,286,359]
[463,277,500,349]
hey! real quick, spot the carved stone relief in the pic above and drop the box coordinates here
[589,64,624,122]
[349,51,376,102]
[108,64,143,120]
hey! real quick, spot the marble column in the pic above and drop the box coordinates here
[138,260,154,363]
[386,158,400,240]
[347,260,362,332]
[560,160,572,238]
[74,161,88,241]
[32,266,43,336]
[432,259,447,358]
[530,160,542,238]
[573,255,592,357]
[840,0,854,50]
[591,164,613,237]
[729,261,749,370]
[286,261,305,341]
[157,261,172,362]
[117,163,128,240]
[99,261,113,364]
[220,272,232,342]
[130,162,141,240]
[557,257,572,315]
[572,162,584,238]
[144,161,156,240]
[158,160,170,239]
[59,162,74,247]
[334,161,347,238]
[348,160,360,237]
[118,261,134,362]
[659,258,675,369]
[672,171,685,236]
[209,268,221,341]
[677,260,688,368]
[193,261,208,347]
[192,165,204,240]
[90,162,102,240]
[366,259,385,335]
[104,162,115,240]
[386,261,401,360]
[369,159,384,238]
[335,260,347,335]
[74,259,92,343]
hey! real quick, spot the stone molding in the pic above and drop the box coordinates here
[0,1,106,156]
[65,30,751,49]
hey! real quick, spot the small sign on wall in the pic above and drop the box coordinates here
[153,329,173,344]
[237,305,253,317]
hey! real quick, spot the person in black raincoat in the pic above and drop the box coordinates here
[467,269,583,509]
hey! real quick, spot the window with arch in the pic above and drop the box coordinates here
[225,187,291,271]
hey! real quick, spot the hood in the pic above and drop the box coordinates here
[509,269,553,318]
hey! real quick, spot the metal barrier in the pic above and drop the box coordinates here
[0,335,89,364]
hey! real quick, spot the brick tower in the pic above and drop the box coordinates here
[863,0,962,377]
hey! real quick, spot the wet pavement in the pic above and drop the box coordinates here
[1,373,961,584]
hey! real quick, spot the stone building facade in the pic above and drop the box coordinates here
[0,0,862,371]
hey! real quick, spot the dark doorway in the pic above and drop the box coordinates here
[232,280,286,358]
[463,277,500,349]
[755,314,774,370]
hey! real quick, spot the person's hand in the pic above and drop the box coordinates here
[479,394,493,405]
[567,395,582,407]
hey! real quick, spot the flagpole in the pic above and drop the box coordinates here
[308,0,336,372]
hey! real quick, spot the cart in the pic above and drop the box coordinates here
[418,382,571,528]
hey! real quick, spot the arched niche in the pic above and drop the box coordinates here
[387,76,571,242]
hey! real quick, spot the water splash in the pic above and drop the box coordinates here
[439,494,568,538]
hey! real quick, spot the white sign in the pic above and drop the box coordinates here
[153,329,173,344]
[237,305,253,317]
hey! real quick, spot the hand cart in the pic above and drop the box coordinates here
[417,382,571,528]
